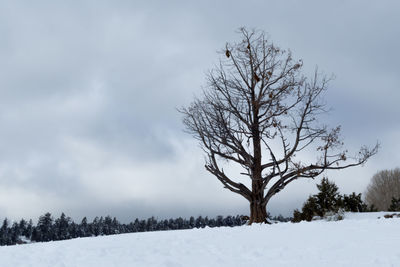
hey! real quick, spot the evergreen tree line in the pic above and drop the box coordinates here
[0,213,252,246]
[292,177,379,222]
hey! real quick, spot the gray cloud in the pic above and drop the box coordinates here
[0,0,399,222]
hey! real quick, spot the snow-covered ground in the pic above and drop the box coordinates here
[0,212,399,267]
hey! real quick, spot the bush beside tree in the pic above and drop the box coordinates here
[292,177,372,222]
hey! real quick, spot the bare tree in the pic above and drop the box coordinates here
[365,168,400,211]
[180,28,378,224]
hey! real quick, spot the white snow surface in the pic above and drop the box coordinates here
[0,212,399,267]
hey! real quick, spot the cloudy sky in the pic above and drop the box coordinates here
[0,0,399,222]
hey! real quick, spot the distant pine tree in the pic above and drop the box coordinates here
[36,212,54,242]
[224,215,234,227]
[98,217,105,235]
[112,217,120,234]
[271,214,291,222]
[189,216,195,228]
[10,222,21,244]
[0,218,11,245]
[204,216,210,227]
[91,217,101,236]
[18,219,27,238]
[79,217,89,237]
[132,218,140,232]
[25,219,33,239]
[208,218,216,227]
[175,217,184,229]
[216,216,224,227]
[146,217,157,232]
[103,216,113,235]
[69,222,78,239]
[31,227,39,242]
[54,213,71,240]
[160,219,169,231]
[235,215,245,226]
[138,219,146,232]
[195,216,205,228]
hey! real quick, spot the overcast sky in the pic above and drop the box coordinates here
[0,0,399,222]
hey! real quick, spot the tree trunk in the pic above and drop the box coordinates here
[249,177,268,223]
[249,89,266,224]
[249,131,267,223]
[249,197,268,223]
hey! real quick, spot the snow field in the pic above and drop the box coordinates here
[0,212,399,267]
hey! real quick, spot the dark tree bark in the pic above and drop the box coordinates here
[180,28,378,224]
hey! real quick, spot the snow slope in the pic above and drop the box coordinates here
[0,212,399,267]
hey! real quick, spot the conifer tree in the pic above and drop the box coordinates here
[10,222,20,244]
[66,222,75,238]
[103,216,113,235]
[79,217,89,237]
[55,213,71,240]
[189,216,195,228]
[112,217,120,234]
[18,219,27,237]
[37,212,54,242]
[342,192,367,212]
[25,219,33,239]
[0,218,10,245]
[132,218,140,232]
[91,217,101,236]
[195,216,205,228]
[315,177,341,216]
